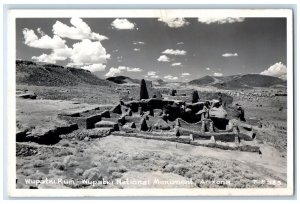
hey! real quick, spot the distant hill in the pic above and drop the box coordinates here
[106,76,140,84]
[189,74,286,89]
[16,60,112,87]
[106,76,153,87]
[152,79,165,86]
[188,75,216,86]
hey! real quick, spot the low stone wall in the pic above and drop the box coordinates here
[58,110,113,129]
[176,118,204,132]
[179,128,237,142]
[112,131,260,153]
[86,114,102,129]
[20,123,78,145]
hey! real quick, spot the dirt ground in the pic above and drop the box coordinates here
[16,98,101,135]
[16,136,286,189]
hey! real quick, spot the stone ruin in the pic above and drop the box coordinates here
[19,79,259,153]
[54,79,259,153]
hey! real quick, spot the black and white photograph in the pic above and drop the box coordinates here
[6,9,294,197]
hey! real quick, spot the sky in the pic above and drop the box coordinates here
[16,17,287,81]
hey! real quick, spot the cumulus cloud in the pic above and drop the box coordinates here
[81,64,106,72]
[23,28,66,49]
[206,67,211,71]
[222,53,238,57]
[32,46,72,64]
[133,41,145,45]
[147,71,159,78]
[181,73,190,76]
[126,67,142,72]
[213,72,223,77]
[260,62,287,80]
[158,17,189,28]
[24,19,111,72]
[64,39,110,71]
[111,18,135,30]
[147,71,156,76]
[53,46,73,58]
[198,17,245,24]
[133,48,140,51]
[171,62,182,67]
[162,49,186,55]
[157,55,170,62]
[164,75,178,80]
[37,27,45,36]
[53,17,108,41]
[177,42,184,45]
[32,54,56,64]
[69,39,110,66]
[105,67,122,77]
[105,66,142,77]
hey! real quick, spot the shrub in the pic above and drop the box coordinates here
[74,168,84,176]
[55,149,73,157]
[68,161,79,167]
[28,171,46,180]
[201,172,215,180]
[51,162,66,171]
[159,153,173,161]
[38,155,47,160]
[185,171,194,178]
[33,160,44,168]
[61,143,70,147]
[107,167,118,174]
[48,168,64,176]
[111,158,118,163]
[244,173,256,180]
[20,169,35,176]
[91,161,99,167]
[155,160,169,169]
[216,171,224,178]
[132,153,149,160]
[111,172,122,179]
[63,155,74,166]
[162,164,175,173]
[174,164,189,176]
[83,167,102,180]
[116,153,128,160]
[118,165,128,173]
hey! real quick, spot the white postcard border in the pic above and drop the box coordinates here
[6,8,294,197]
